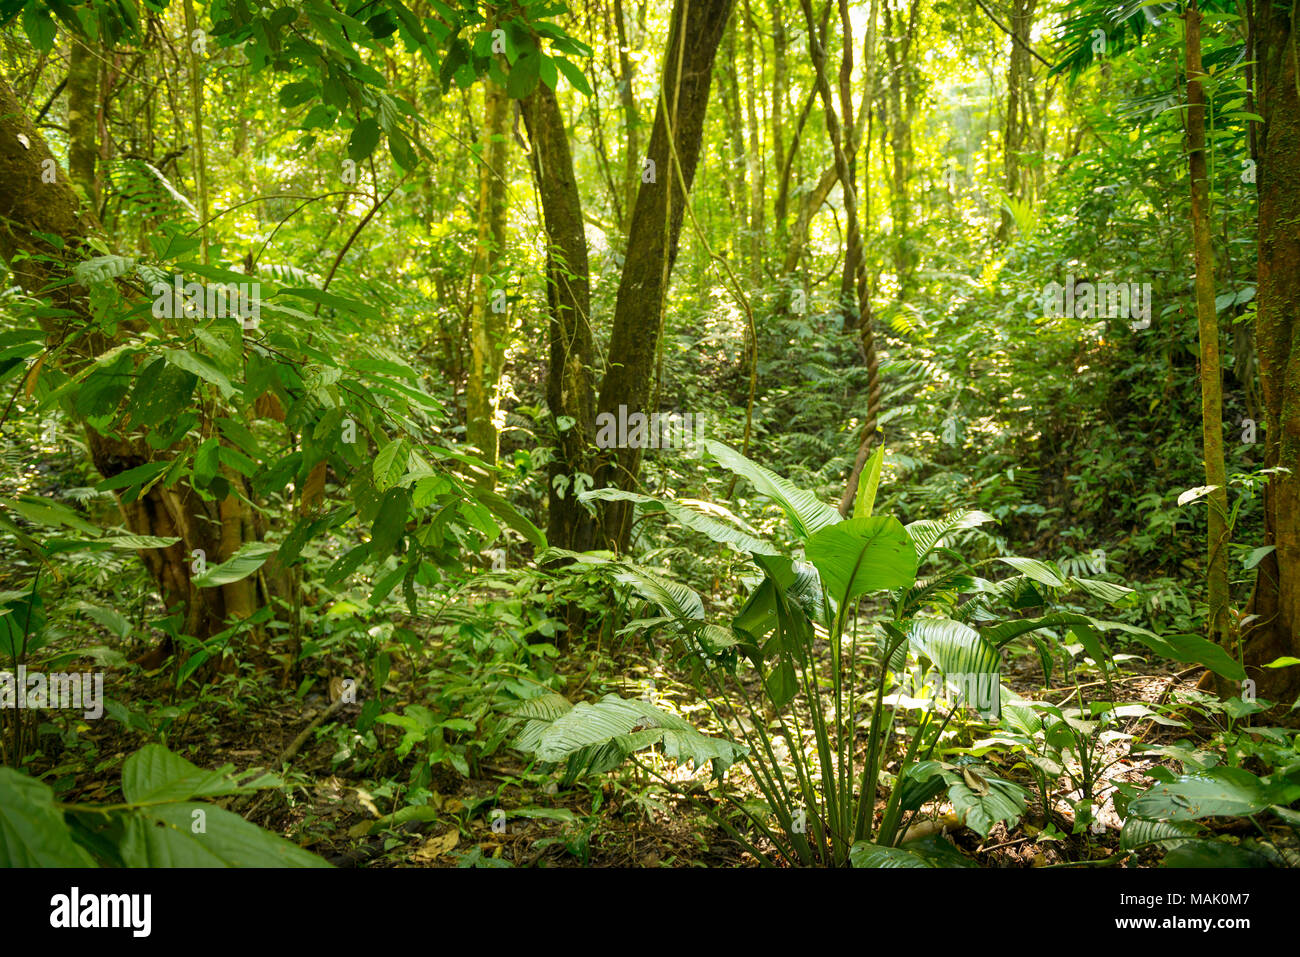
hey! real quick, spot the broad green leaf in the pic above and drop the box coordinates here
[507,51,541,98]
[1130,632,1246,681]
[806,516,918,602]
[164,349,234,398]
[348,117,382,161]
[703,440,839,539]
[554,56,592,95]
[1070,577,1135,605]
[119,803,330,867]
[580,487,775,556]
[941,766,1028,837]
[529,694,744,776]
[612,563,704,621]
[907,618,1002,716]
[475,488,547,549]
[996,557,1066,588]
[905,509,995,561]
[0,496,99,534]
[1244,546,1275,570]
[373,438,410,491]
[0,769,96,866]
[502,693,573,721]
[126,360,196,429]
[192,542,277,588]
[369,487,411,556]
[122,745,263,804]
[1264,657,1300,668]
[1161,839,1280,868]
[853,445,884,519]
[96,461,171,493]
[1129,768,1279,821]
[849,843,933,867]
[1119,817,1201,850]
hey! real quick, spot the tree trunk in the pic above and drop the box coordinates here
[0,72,248,665]
[996,0,1035,242]
[1244,0,1300,705]
[885,0,918,299]
[66,38,99,207]
[770,0,789,248]
[613,0,641,235]
[1184,5,1232,664]
[796,0,883,515]
[520,85,598,550]
[466,77,512,483]
[721,20,748,236]
[744,0,766,283]
[595,0,734,551]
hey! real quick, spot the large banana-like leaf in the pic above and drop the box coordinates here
[904,509,995,561]
[806,516,918,603]
[984,612,1246,681]
[1070,576,1135,605]
[907,618,1002,678]
[982,611,1101,648]
[1001,703,1043,737]
[703,440,840,540]
[906,618,1002,717]
[851,834,975,868]
[579,487,778,556]
[997,556,1067,588]
[901,570,980,617]
[734,554,828,646]
[530,694,745,776]
[954,575,1045,621]
[1119,817,1202,850]
[502,693,573,721]
[612,564,705,621]
[849,844,932,868]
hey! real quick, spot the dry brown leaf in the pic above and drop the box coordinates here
[254,390,285,421]
[412,829,459,862]
[301,460,327,513]
[24,353,45,397]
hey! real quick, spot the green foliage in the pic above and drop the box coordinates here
[0,745,328,867]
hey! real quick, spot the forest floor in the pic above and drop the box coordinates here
[32,627,1242,868]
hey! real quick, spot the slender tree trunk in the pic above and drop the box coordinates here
[886,0,918,298]
[614,0,641,234]
[520,85,598,550]
[721,20,748,235]
[797,0,883,515]
[66,38,99,207]
[996,0,1035,242]
[466,77,512,482]
[770,0,789,248]
[744,0,766,283]
[1185,5,1232,661]
[1244,0,1300,705]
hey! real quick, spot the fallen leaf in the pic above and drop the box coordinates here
[412,829,459,862]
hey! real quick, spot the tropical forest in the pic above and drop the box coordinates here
[0,0,1299,881]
